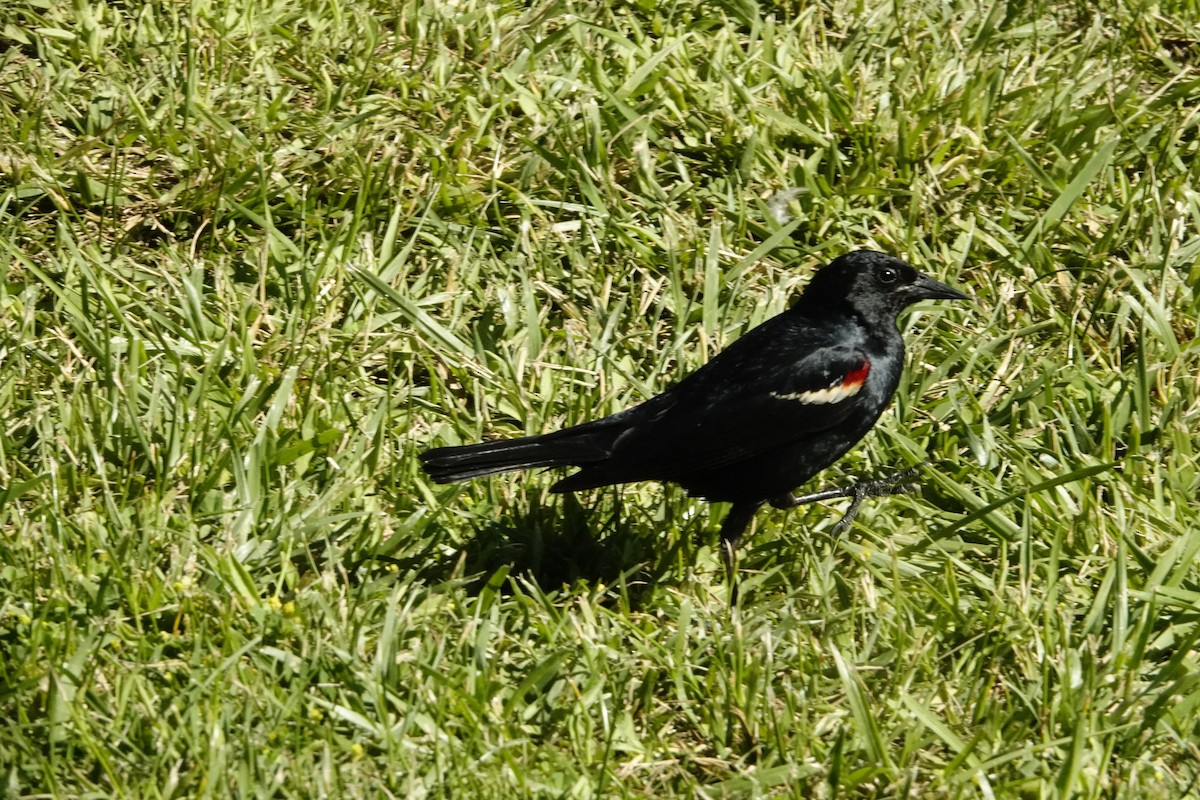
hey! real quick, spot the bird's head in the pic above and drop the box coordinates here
[797,250,969,321]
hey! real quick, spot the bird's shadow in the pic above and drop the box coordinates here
[366,491,714,605]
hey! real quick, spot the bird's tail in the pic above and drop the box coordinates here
[419,428,609,484]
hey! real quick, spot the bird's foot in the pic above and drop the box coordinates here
[721,537,739,604]
[717,502,762,603]
[770,463,927,533]
[829,464,924,533]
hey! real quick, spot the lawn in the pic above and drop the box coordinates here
[2,0,1200,796]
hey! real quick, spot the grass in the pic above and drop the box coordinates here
[2,0,1200,795]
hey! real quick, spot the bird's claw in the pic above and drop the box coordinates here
[828,462,928,534]
[852,463,925,497]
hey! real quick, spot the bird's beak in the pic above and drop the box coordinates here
[912,271,970,302]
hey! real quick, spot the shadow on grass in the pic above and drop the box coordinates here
[361,491,710,606]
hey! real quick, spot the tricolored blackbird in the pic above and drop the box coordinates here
[420,251,967,565]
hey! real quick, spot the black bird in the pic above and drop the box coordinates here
[420,251,967,567]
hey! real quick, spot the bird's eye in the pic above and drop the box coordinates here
[879,267,899,285]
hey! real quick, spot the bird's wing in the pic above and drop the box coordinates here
[607,343,874,477]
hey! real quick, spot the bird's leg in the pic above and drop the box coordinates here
[718,502,762,587]
[770,463,926,534]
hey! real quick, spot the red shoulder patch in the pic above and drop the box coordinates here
[772,359,871,405]
[842,360,870,390]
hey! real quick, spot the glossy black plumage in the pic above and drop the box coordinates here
[420,250,967,551]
